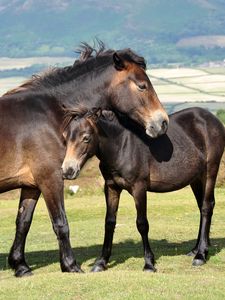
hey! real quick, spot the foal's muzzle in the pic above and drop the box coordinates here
[146,111,169,138]
[62,160,80,180]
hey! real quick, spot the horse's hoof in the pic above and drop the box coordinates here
[192,259,206,266]
[74,266,84,273]
[15,267,33,278]
[91,263,107,273]
[65,265,84,273]
[192,255,206,267]
[143,264,156,273]
[192,252,207,266]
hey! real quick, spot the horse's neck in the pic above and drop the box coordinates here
[97,112,151,153]
[98,115,124,138]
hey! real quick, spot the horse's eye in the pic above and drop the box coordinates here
[137,83,147,91]
[83,134,91,143]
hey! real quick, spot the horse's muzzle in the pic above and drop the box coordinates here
[62,160,80,180]
[146,112,169,138]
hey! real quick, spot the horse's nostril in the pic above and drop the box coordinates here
[67,167,75,176]
[162,120,168,132]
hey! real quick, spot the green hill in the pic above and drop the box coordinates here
[1,0,225,64]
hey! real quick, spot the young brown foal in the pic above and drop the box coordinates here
[62,107,225,272]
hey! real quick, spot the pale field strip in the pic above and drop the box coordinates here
[187,82,225,93]
[147,68,207,78]
[154,84,196,94]
[0,56,74,70]
[169,74,225,84]
[0,77,26,95]
[159,93,225,102]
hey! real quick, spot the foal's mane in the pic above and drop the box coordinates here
[4,41,146,96]
[62,105,89,132]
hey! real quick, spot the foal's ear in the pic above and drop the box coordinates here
[88,107,102,123]
[113,52,125,71]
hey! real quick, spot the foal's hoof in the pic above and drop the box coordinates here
[15,266,33,278]
[143,264,156,273]
[91,263,107,273]
[62,264,84,273]
[192,258,206,267]
[192,253,206,266]
[74,266,84,273]
[71,265,84,273]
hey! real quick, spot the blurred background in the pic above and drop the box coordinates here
[1,0,225,64]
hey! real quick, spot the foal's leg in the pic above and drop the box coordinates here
[40,174,82,273]
[187,179,204,257]
[8,187,40,277]
[132,182,156,272]
[91,182,121,272]
[192,175,216,266]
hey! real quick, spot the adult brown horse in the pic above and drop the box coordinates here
[1,43,168,277]
[61,107,225,272]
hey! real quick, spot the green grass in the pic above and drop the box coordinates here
[1,187,225,299]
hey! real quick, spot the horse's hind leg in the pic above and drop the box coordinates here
[8,187,40,277]
[132,182,155,272]
[190,170,217,266]
[92,182,121,272]
[188,179,204,256]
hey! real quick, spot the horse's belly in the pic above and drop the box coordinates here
[149,156,204,192]
[0,164,36,192]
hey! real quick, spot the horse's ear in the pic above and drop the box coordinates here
[88,107,102,122]
[102,110,114,121]
[113,52,125,71]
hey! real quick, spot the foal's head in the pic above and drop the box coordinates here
[62,108,100,180]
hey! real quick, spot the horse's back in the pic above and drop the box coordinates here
[171,107,225,154]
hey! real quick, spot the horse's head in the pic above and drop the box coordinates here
[61,108,101,180]
[109,51,169,138]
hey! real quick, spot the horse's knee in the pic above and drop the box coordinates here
[136,218,149,235]
[53,222,69,239]
[201,202,215,217]
[105,217,116,232]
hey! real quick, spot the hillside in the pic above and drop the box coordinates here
[1,0,225,64]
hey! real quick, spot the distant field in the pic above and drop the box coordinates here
[148,67,225,104]
[0,56,73,71]
[0,56,73,95]
[0,76,27,95]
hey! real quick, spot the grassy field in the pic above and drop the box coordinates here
[1,186,225,299]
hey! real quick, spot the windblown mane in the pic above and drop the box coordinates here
[4,40,146,96]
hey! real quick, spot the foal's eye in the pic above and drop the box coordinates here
[137,83,147,91]
[83,134,91,143]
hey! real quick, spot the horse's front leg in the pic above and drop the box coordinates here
[40,173,83,273]
[91,182,121,272]
[132,182,156,272]
[8,187,40,277]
